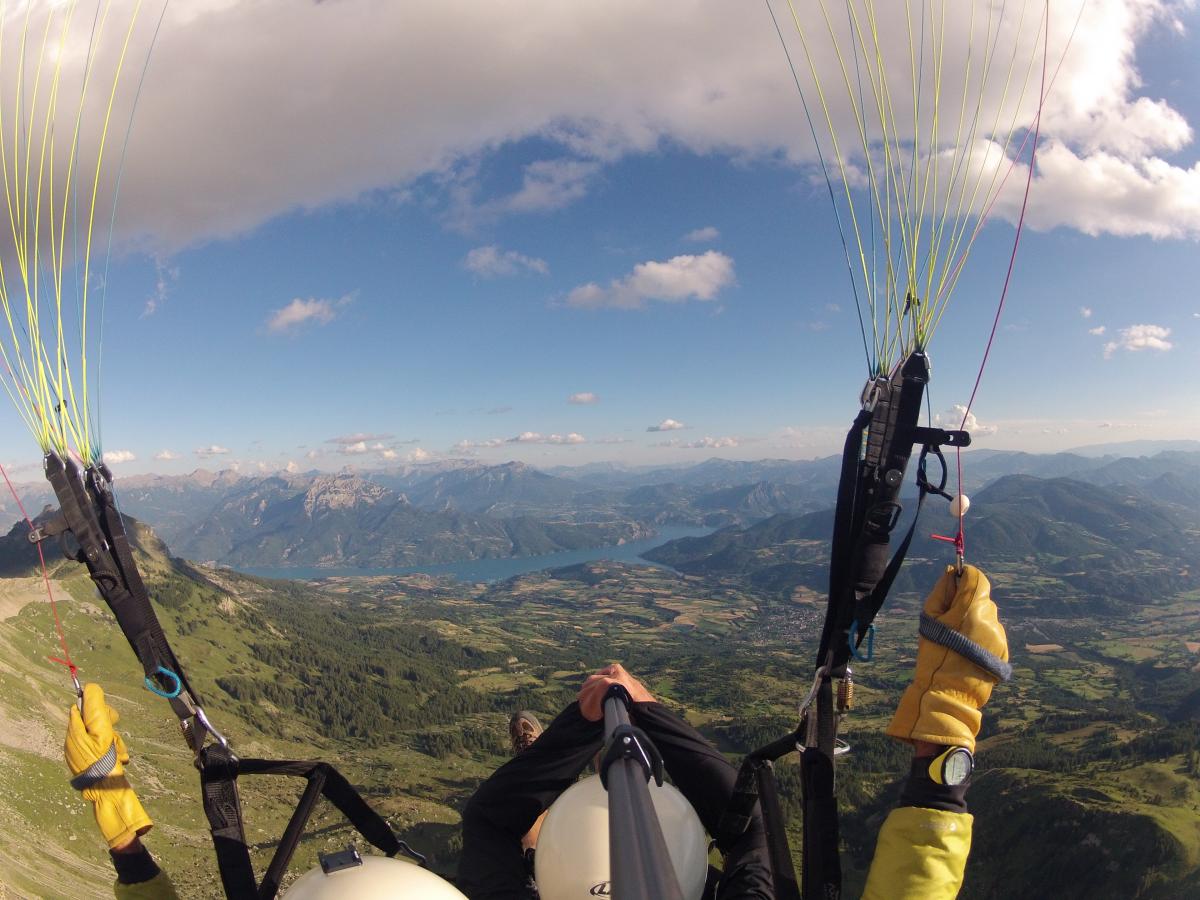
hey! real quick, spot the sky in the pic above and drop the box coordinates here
[1,0,1199,479]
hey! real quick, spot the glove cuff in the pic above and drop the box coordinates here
[886,686,984,752]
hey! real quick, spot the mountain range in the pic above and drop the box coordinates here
[2,443,1198,571]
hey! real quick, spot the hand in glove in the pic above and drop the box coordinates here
[64,683,153,849]
[886,565,1011,752]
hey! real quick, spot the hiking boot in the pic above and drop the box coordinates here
[509,710,543,754]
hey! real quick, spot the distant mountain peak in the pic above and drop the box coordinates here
[302,473,390,516]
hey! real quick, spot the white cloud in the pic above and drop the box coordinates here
[266,295,352,334]
[1103,323,1173,358]
[285,461,300,473]
[594,436,633,444]
[154,449,180,461]
[463,245,549,277]
[447,159,602,230]
[327,432,394,446]
[195,445,231,458]
[305,449,321,460]
[407,447,433,462]
[660,435,740,449]
[566,251,735,310]
[647,418,686,432]
[507,431,586,445]
[104,450,137,464]
[454,438,505,452]
[934,406,998,437]
[683,226,719,243]
[143,259,179,317]
[17,0,1189,253]
[568,392,599,405]
[1080,306,1093,319]
[1088,325,1107,335]
[337,440,392,456]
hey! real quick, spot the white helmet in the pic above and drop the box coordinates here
[534,774,709,900]
[283,849,467,900]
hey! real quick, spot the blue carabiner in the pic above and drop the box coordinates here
[848,620,875,662]
[144,666,182,699]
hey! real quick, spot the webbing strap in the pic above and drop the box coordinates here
[799,747,840,900]
[199,748,410,900]
[41,455,200,724]
[199,744,256,899]
[919,613,1013,682]
[86,464,202,711]
[851,486,929,646]
[757,760,802,900]
[69,740,119,790]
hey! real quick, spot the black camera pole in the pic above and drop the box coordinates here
[599,684,685,900]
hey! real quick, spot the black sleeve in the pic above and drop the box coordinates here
[897,756,969,814]
[110,846,161,885]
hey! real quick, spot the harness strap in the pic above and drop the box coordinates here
[919,613,1013,682]
[200,749,416,900]
[799,746,840,900]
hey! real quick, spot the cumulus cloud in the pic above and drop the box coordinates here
[338,440,391,456]
[18,0,1190,253]
[683,226,719,243]
[659,436,740,449]
[154,449,180,461]
[934,406,998,437]
[327,432,394,445]
[266,295,352,334]
[407,447,433,462]
[454,438,505,452]
[508,431,586,445]
[104,450,137,464]
[285,460,301,473]
[568,392,599,405]
[195,445,231,458]
[566,251,734,310]
[305,449,321,460]
[1103,323,1173,359]
[1080,306,1093,319]
[463,245,549,277]
[647,418,686,432]
[1088,325,1107,335]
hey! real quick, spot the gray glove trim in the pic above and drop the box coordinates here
[70,740,118,790]
[920,613,1013,683]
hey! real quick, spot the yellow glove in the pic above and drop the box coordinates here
[886,565,1011,752]
[64,683,153,849]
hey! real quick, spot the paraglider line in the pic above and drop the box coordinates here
[766,0,872,375]
[954,0,1051,559]
[0,458,78,681]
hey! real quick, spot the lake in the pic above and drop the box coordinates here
[237,524,715,583]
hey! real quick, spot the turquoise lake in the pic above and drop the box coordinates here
[236,525,715,583]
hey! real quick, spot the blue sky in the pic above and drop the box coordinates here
[1,1,1198,477]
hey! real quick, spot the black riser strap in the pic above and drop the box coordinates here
[817,409,872,667]
[200,746,257,900]
[800,747,840,900]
